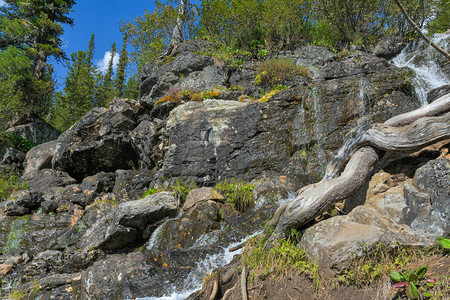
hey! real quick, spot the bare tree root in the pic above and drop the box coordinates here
[269,93,450,239]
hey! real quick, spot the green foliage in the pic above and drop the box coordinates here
[0,168,29,201]
[215,178,254,212]
[97,42,118,108]
[154,88,221,106]
[0,132,37,153]
[0,0,75,120]
[438,236,450,250]
[336,241,445,289]
[9,290,26,300]
[242,229,320,285]
[427,0,450,34]
[390,266,438,299]
[142,188,158,198]
[255,58,310,87]
[115,40,129,98]
[200,43,252,69]
[120,0,198,71]
[123,75,140,100]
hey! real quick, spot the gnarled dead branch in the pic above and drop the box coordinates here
[269,93,450,238]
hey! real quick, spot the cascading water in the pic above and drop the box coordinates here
[137,231,262,300]
[137,192,296,300]
[391,33,450,106]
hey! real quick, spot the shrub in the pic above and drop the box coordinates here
[215,178,254,212]
[0,132,37,153]
[255,58,311,86]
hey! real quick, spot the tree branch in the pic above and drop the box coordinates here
[393,0,450,60]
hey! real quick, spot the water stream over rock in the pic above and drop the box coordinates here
[391,33,450,105]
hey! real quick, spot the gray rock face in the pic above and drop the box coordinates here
[405,158,450,233]
[1,190,44,216]
[140,50,226,107]
[183,187,225,210]
[22,169,77,194]
[113,169,154,199]
[23,140,57,176]
[80,192,178,252]
[162,100,262,184]
[130,119,157,169]
[5,116,59,145]
[52,100,140,181]
[374,35,407,59]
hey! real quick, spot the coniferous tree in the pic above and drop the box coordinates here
[123,75,140,100]
[115,40,128,98]
[96,42,117,107]
[50,33,98,132]
[0,0,75,119]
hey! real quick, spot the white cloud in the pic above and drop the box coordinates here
[97,51,119,73]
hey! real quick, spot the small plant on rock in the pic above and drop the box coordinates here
[390,266,437,299]
[255,58,310,87]
[215,178,254,212]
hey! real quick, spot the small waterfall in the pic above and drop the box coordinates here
[138,231,262,300]
[311,86,326,168]
[358,76,368,125]
[147,213,183,250]
[391,33,449,106]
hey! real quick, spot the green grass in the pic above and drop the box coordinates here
[242,229,320,287]
[337,242,445,286]
[0,169,29,200]
[215,178,254,212]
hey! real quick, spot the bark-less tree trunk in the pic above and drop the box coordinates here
[164,0,187,57]
[268,93,450,239]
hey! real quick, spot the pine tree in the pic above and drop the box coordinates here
[0,0,75,118]
[96,42,117,107]
[115,40,128,98]
[50,33,98,132]
[123,75,140,100]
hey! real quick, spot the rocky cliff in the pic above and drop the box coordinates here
[0,38,448,299]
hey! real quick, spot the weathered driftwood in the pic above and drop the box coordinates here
[269,93,450,238]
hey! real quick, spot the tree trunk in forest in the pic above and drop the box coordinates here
[165,0,187,57]
[393,0,450,60]
[268,93,450,239]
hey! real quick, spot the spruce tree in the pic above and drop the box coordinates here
[0,0,75,118]
[115,40,128,98]
[50,33,98,132]
[97,42,117,107]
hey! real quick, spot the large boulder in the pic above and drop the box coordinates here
[405,158,450,233]
[52,99,140,181]
[22,169,76,194]
[373,35,407,59]
[23,140,57,176]
[80,192,178,252]
[5,115,59,146]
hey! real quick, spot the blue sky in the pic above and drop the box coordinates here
[53,0,157,89]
